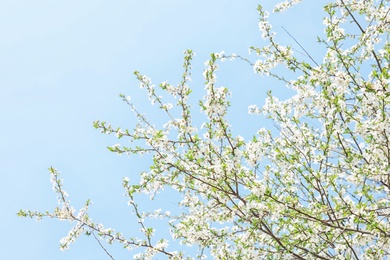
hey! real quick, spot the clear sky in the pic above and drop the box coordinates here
[1,1,326,259]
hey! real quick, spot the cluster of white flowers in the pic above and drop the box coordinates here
[273,0,302,13]
[20,0,390,259]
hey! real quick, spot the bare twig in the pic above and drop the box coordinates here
[282,26,319,67]
[92,231,115,260]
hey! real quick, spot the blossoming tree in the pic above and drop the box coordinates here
[19,0,390,259]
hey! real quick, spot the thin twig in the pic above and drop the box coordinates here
[92,231,115,260]
[282,26,319,67]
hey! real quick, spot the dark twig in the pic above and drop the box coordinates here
[92,231,115,260]
[282,26,319,67]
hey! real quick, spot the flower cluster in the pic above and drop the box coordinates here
[20,0,390,259]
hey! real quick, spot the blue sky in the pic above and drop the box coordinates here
[1,1,326,259]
